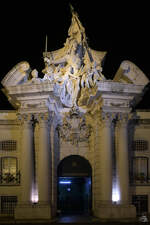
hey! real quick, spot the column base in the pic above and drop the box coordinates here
[94,204,136,220]
[15,203,52,220]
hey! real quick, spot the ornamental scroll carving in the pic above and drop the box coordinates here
[58,107,91,146]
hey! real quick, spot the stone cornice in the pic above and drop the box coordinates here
[135,119,150,125]
[136,109,150,112]
[5,80,54,95]
[3,81,63,116]
[0,110,16,113]
[97,81,145,94]
[87,81,145,115]
[0,120,19,125]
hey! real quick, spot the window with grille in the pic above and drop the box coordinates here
[0,140,17,151]
[1,196,17,214]
[133,140,148,151]
[0,157,20,185]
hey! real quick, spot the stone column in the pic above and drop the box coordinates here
[99,112,113,204]
[116,113,129,204]
[20,114,34,203]
[95,112,136,219]
[15,114,35,219]
[36,112,52,219]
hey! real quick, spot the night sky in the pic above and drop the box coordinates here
[0,0,149,110]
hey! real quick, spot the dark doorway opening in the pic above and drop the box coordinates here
[57,155,92,214]
[58,177,91,214]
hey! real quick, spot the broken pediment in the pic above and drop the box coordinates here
[113,60,149,85]
[1,61,31,87]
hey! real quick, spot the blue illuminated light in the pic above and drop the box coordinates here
[59,181,71,184]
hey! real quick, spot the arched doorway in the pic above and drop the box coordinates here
[57,155,92,214]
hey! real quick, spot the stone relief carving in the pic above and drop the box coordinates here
[58,107,91,146]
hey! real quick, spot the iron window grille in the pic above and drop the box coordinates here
[133,140,148,151]
[0,140,17,151]
[0,196,17,215]
[0,157,20,185]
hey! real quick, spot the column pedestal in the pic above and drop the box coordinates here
[94,204,136,219]
[15,204,51,220]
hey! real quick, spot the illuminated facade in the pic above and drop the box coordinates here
[0,8,150,220]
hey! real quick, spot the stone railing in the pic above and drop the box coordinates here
[0,172,20,185]
[130,173,150,185]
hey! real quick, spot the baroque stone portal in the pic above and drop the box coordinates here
[1,5,149,221]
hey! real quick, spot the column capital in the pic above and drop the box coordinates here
[35,112,52,126]
[100,112,115,128]
[17,113,33,128]
[116,113,130,127]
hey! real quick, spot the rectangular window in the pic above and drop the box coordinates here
[0,157,20,185]
[0,140,17,151]
[2,157,17,174]
[132,157,148,183]
[1,196,17,214]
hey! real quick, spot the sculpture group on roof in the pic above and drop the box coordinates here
[42,7,106,107]
[1,6,149,110]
